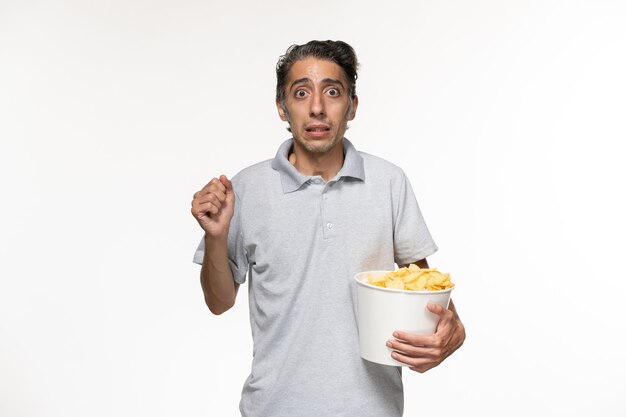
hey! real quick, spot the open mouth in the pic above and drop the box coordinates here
[305,125,331,134]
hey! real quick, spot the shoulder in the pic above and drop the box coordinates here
[232,159,273,184]
[358,151,407,182]
[230,158,280,198]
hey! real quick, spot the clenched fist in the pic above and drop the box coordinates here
[191,175,234,239]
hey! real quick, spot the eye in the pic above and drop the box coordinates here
[326,88,340,97]
[295,89,308,98]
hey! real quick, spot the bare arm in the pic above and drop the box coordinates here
[191,175,239,315]
[200,235,239,315]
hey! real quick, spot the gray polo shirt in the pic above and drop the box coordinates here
[194,138,437,417]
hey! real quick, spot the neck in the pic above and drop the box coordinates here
[290,140,344,182]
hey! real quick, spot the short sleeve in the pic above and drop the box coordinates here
[192,191,249,284]
[392,173,438,266]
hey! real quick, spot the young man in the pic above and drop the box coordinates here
[191,40,465,416]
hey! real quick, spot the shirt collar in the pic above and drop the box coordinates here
[271,138,365,194]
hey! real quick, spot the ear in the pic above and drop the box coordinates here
[348,95,359,120]
[276,99,289,121]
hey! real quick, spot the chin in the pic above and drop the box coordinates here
[296,136,341,154]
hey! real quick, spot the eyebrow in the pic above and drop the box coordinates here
[289,77,346,91]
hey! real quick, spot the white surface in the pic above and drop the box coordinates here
[1,1,625,416]
[355,271,452,366]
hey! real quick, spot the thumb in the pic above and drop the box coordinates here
[219,175,233,192]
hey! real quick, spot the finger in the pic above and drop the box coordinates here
[390,351,438,372]
[392,331,434,347]
[194,182,226,203]
[210,187,226,202]
[219,175,233,191]
[429,306,456,333]
[427,303,447,316]
[209,179,226,196]
[207,193,223,210]
[408,362,438,373]
[408,365,436,374]
[199,178,226,195]
[206,188,227,205]
[194,192,224,209]
[202,201,221,216]
[386,338,438,358]
[192,201,221,217]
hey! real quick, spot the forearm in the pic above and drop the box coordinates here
[200,235,238,315]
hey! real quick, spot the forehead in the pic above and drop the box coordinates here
[287,57,347,86]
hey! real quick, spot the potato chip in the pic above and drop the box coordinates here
[367,264,454,291]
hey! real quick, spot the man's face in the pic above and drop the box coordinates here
[277,57,358,155]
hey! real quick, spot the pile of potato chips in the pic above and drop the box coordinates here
[368,264,454,291]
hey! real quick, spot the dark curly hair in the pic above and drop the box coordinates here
[275,40,359,104]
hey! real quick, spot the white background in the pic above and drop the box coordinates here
[1,1,625,416]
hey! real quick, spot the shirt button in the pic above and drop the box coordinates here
[327,222,333,229]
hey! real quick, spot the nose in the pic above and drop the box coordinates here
[309,91,325,117]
